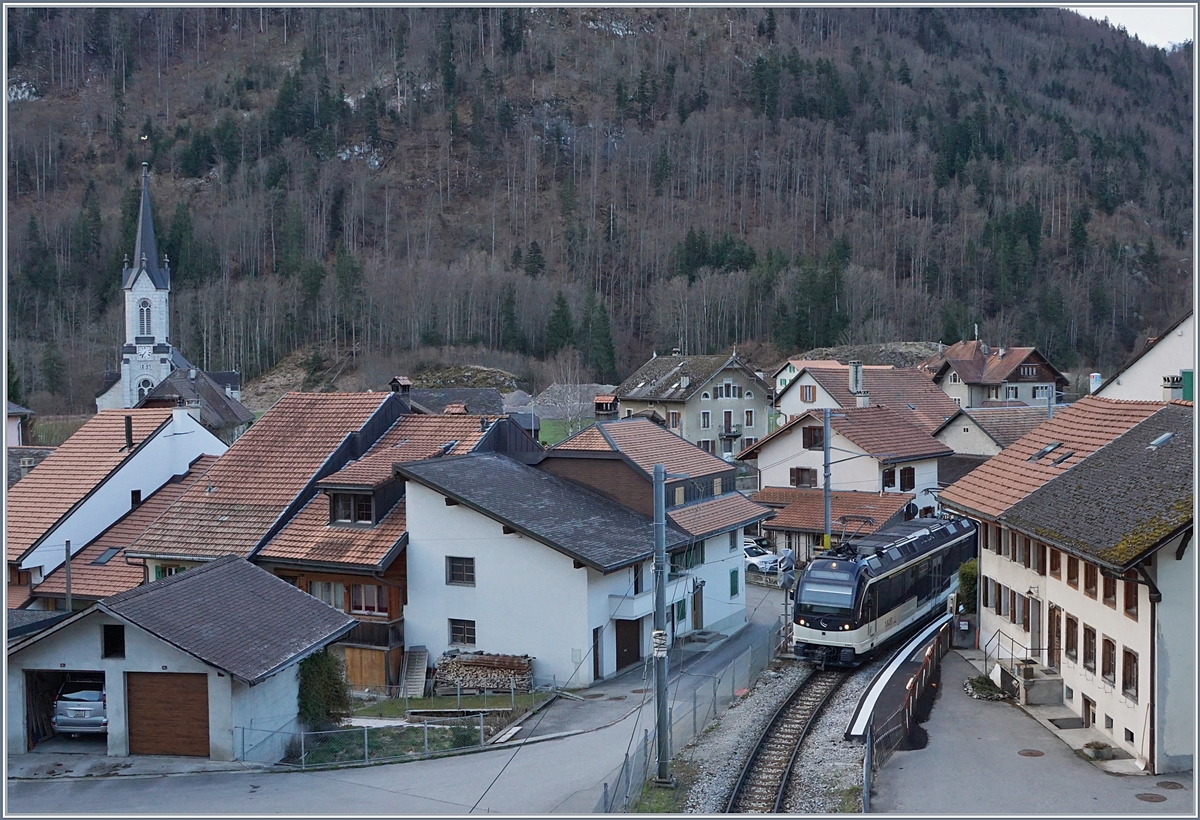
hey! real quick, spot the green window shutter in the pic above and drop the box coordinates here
[730,569,739,597]
[154,565,163,580]
[1182,370,1193,402]
[675,600,686,622]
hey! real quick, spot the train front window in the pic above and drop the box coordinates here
[797,581,855,615]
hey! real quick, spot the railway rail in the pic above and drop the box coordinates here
[725,669,848,813]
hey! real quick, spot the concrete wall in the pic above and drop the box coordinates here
[20,410,227,579]
[7,610,236,760]
[935,416,1002,457]
[230,665,300,764]
[1154,530,1193,773]
[7,416,23,446]
[775,373,839,421]
[1099,314,1195,401]
[404,481,591,685]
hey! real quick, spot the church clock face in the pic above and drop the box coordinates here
[137,345,153,360]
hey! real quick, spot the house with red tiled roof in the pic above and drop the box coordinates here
[252,412,540,690]
[917,340,1068,409]
[26,457,219,611]
[6,408,227,608]
[773,361,958,435]
[749,488,915,563]
[737,406,952,517]
[940,397,1192,774]
[933,405,1054,457]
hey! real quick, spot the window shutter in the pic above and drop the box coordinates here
[790,467,799,487]
[730,569,739,597]
[154,565,163,581]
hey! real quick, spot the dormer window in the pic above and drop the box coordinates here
[332,493,374,525]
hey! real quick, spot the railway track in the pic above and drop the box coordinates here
[725,669,848,813]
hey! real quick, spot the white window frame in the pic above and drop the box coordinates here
[949,372,961,384]
[700,411,711,429]
[350,583,388,616]
[309,581,344,609]
[699,439,714,453]
[1005,385,1019,400]
[138,299,152,336]
[744,409,754,428]
[1032,385,1049,399]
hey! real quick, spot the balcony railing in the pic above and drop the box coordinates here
[718,424,743,438]
[340,617,404,649]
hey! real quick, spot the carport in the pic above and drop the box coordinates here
[22,669,106,752]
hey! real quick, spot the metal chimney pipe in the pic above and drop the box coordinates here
[848,361,863,395]
[124,415,133,451]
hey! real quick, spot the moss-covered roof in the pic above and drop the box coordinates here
[1001,404,1193,571]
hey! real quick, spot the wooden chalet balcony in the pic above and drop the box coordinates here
[340,617,404,649]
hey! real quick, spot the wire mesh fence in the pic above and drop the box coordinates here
[595,618,784,812]
[238,713,493,770]
[351,681,557,720]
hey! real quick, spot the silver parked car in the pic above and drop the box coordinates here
[52,677,107,736]
[743,544,780,573]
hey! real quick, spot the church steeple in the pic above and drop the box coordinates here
[122,162,170,291]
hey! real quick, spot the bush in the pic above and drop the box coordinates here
[958,558,978,614]
[298,650,352,730]
[968,674,1003,696]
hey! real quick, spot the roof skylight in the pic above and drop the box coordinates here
[1028,442,1062,461]
[1147,432,1175,450]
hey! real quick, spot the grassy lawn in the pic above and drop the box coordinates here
[537,419,574,446]
[354,691,552,719]
[629,760,700,813]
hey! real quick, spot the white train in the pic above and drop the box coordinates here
[793,517,977,667]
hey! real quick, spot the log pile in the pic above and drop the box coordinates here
[433,652,535,694]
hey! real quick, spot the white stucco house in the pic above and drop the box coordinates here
[7,401,32,446]
[1096,310,1194,402]
[737,405,952,517]
[941,397,1192,773]
[8,557,355,760]
[6,408,227,607]
[399,450,771,685]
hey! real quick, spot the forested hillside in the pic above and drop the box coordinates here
[6,7,1193,412]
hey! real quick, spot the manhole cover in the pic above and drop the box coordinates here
[582,693,606,699]
[1158,781,1185,791]
[1137,794,1167,803]
[606,695,627,701]
[1018,749,1044,757]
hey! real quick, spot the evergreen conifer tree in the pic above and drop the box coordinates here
[545,290,575,355]
[523,240,546,277]
[500,282,525,352]
[587,295,617,382]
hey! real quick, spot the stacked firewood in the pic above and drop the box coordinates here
[433,652,535,694]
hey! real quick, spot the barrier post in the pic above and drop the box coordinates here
[479,712,485,747]
[692,689,698,737]
[423,722,429,756]
[364,726,369,763]
[300,730,306,771]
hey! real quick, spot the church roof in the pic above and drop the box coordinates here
[121,163,170,291]
[138,369,256,432]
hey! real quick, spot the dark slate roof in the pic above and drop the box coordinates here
[207,371,242,389]
[937,454,991,487]
[409,388,505,415]
[98,555,356,683]
[615,354,771,402]
[398,453,692,572]
[7,401,33,417]
[1001,404,1193,569]
[6,446,56,489]
[6,609,69,639]
[138,368,255,431]
[121,164,170,291]
[508,411,540,432]
[94,371,121,398]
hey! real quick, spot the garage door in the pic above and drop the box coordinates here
[127,672,209,757]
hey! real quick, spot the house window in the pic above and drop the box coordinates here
[447,556,476,586]
[449,619,476,646]
[730,569,740,598]
[633,564,644,595]
[1065,615,1078,660]
[987,386,1001,400]
[744,409,754,428]
[1049,549,1061,578]
[1035,542,1047,576]
[882,468,896,488]
[1102,575,1116,608]
[699,439,714,454]
[1005,385,1019,400]
[137,378,154,402]
[674,486,685,505]
[309,581,344,609]
[1101,637,1116,683]
[102,625,125,659]
[701,392,710,400]
[1083,625,1096,671]
[1033,385,1049,399]
[333,493,373,524]
[1123,572,1138,620]
[1021,365,1037,378]
[742,437,756,448]
[789,468,817,488]
[139,299,152,336]
[713,477,723,495]
[154,564,184,580]
[745,391,753,400]
[701,411,711,429]
[1084,563,1097,598]
[949,372,961,384]
[1067,556,1079,588]
[675,600,686,622]
[1122,649,1138,701]
[668,411,681,429]
[130,490,142,508]
[802,426,824,450]
[953,397,962,407]
[351,584,388,616]
[899,466,915,492]
[799,384,816,403]
[670,542,705,574]
[1021,537,1032,570]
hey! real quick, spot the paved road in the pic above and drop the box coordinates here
[8,587,787,815]
[870,652,1194,815]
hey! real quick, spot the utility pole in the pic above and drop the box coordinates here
[652,464,670,784]
[64,540,72,612]
[822,408,832,552]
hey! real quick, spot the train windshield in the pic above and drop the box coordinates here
[796,563,856,616]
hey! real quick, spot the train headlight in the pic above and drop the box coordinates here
[798,618,806,626]
[842,624,850,630]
